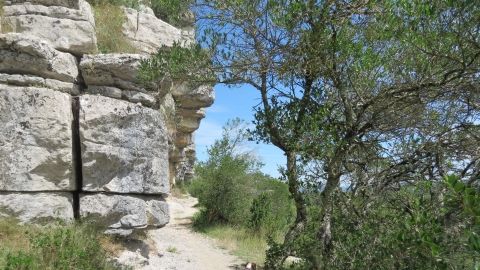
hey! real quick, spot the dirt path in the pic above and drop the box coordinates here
[116,195,243,270]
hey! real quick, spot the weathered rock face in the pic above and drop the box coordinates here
[0,1,213,234]
[80,95,169,195]
[122,6,193,54]
[0,85,74,191]
[0,192,74,223]
[80,194,169,235]
[2,0,97,55]
[0,33,79,82]
[79,54,160,108]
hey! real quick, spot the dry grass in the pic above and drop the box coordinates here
[201,225,268,266]
[0,218,33,253]
[91,2,137,53]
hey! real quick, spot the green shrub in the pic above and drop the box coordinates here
[149,0,194,26]
[249,175,295,236]
[0,221,119,270]
[269,176,480,269]
[189,119,259,226]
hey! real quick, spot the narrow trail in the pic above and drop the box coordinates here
[117,195,244,270]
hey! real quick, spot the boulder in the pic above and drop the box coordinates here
[80,54,151,92]
[171,83,215,109]
[2,0,97,55]
[122,7,191,55]
[0,33,78,82]
[0,73,80,95]
[0,192,74,223]
[80,95,170,195]
[0,86,74,191]
[80,193,169,235]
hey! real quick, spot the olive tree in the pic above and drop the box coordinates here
[140,0,479,268]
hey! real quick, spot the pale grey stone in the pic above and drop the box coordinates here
[2,0,97,55]
[80,54,150,92]
[86,85,123,99]
[123,90,157,108]
[0,33,78,82]
[122,7,191,55]
[0,86,74,191]
[0,73,80,94]
[80,95,170,195]
[80,193,169,235]
[0,192,74,223]
[171,83,215,109]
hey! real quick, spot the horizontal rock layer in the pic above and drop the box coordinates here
[80,193,169,235]
[2,0,97,55]
[0,192,74,223]
[0,33,79,82]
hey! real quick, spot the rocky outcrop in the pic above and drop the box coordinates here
[0,1,213,234]
[0,192,74,223]
[122,6,193,54]
[0,33,79,82]
[80,194,169,235]
[2,0,97,55]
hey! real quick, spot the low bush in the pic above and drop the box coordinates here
[266,175,480,269]
[0,220,120,270]
[189,119,256,226]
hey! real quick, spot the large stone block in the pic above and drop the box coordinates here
[0,192,74,223]
[0,73,80,95]
[80,95,170,194]
[2,0,97,55]
[80,54,151,92]
[80,193,169,235]
[0,86,74,191]
[122,7,191,54]
[0,33,78,82]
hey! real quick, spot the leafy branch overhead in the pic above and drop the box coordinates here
[141,0,479,269]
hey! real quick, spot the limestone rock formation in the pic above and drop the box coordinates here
[0,33,79,82]
[2,0,97,55]
[79,54,160,108]
[0,86,74,191]
[80,194,169,235]
[0,0,213,234]
[0,192,74,223]
[80,95,169,195]
[122,6,192,54]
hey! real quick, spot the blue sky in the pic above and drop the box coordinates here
[195,84,285,178]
